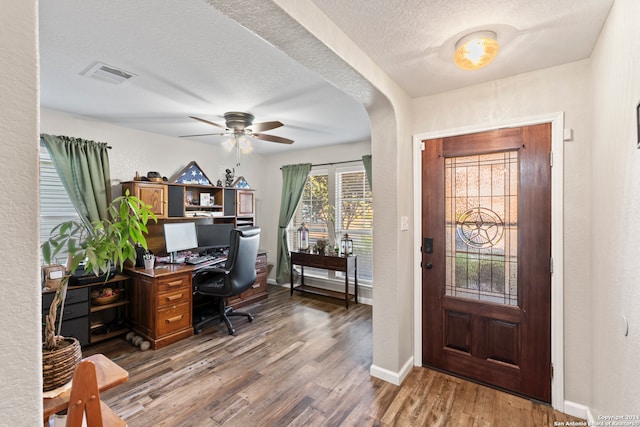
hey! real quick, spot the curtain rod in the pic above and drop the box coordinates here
[280,159,361,170]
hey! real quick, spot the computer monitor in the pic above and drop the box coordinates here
[163,222,198,262]
[196,223,234,252]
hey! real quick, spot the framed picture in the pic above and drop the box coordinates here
[200,193,211,206]
[185,190,193,205]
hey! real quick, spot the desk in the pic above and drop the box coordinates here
[125,251,268,349]
[43,354,128,426]
[290,252,358,309]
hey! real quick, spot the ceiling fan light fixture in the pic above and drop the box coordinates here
[222,137,235,152]
[453,30,499,70]
[238,136,253,154]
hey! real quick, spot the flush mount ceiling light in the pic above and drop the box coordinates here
[453,31,499,70]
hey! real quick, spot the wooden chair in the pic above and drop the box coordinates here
[65,360,127,427]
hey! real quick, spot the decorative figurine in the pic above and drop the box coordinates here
[225,168,235,187]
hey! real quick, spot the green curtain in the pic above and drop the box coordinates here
[362,154,372,190]
[276,163,311,284]
[41,134,112,227]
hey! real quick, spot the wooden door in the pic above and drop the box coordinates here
[421,124,552,402]
[137,184,167,218]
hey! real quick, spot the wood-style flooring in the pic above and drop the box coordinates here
[84,285,583,426]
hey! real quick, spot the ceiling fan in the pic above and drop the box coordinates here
[181,112,294,165]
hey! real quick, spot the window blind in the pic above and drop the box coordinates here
[39,143,80,264]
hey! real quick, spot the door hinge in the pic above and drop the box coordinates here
[551,363,554,379]
[550,257,554,274]
[420,141,425,151]
[550,151,554,167]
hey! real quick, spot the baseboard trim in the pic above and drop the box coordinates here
[564,400,592,422]
[370,356,414,386]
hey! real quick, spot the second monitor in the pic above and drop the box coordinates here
[196,223,234,252]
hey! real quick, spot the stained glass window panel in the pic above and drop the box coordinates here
[444,151,519,306]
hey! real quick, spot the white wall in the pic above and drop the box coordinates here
[589,0,640,417]
[412,60,593,406]
[0,0,41,424]
[211,0,416,382]
[41,109,268,200]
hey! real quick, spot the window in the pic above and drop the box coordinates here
[335,165,373,281]
[39,142,80,264]
[287,162,373,283]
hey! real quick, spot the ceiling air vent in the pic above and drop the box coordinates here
[81,62,136,85]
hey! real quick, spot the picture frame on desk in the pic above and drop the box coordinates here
[185,190,194,205]
[200,193,211,206]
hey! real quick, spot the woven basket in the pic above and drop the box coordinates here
[42,337,82,392]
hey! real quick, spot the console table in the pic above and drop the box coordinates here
[290,252,357,308]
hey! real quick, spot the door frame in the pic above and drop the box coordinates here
[412,112,565,411]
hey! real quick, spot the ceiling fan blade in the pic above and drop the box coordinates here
[252,133,294,144]
[179,132,227,138]
[189,116,226,129]
[247,121,283,133]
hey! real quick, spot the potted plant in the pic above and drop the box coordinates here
[41,190,157,391]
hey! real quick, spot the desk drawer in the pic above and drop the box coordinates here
[156,302,190,336]
[256,254,267,269]
[43,287,89,308]
[256,261,267,275]
[293,255,346,271]
[245,274,267,297]
[157,288,190,308]
[156,273,190,294]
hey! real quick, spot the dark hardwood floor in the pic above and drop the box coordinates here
[84,285,583,426]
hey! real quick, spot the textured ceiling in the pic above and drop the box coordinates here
[310,0,614,97]
[39,0,613,154]
[39,0,371,155]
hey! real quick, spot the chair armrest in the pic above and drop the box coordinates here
[198,266,228,274]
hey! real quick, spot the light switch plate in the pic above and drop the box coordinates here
[400,216,409,231]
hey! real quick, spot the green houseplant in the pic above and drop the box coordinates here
[41,190,156,390]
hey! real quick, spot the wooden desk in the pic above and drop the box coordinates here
[125,251,268,349]
[43,354,128,425]
[290,252,358,308]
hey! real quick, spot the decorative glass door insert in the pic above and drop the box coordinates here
[444,151,518,306]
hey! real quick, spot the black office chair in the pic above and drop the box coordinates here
[192,226,260,335]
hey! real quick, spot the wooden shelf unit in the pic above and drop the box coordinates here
[123,181,256,256]
[41,274,132,347]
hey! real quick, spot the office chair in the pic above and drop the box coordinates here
[192,226,260,335]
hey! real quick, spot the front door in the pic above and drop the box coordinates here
[421,124,552,402]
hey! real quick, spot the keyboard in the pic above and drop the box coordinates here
[185,255,214,265]
[186,255,227,266]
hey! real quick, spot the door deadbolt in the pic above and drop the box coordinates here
[424,262,433,270]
